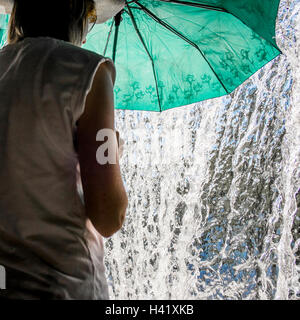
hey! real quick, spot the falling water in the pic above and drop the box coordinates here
[107,0,300,300]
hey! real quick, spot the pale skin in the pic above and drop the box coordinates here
[76,33,128,238]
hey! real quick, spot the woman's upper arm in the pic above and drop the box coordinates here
[76,60,127,236]
[78,59,115,132]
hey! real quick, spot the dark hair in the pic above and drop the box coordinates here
[7,0,97,46]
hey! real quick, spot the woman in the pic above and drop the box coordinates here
[0,0,128,299]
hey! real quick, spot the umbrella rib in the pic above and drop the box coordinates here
[126,5,163,111]
[112,10,123,63]
[156,0,228,13]
[103,18,114,56]
[132,0,229,94]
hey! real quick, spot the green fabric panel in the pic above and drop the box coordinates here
[183,0,281,49]
[222,0,281,49]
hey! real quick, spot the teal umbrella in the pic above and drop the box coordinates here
[0,0,282,112]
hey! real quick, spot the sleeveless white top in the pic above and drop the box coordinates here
[0,37,113,300]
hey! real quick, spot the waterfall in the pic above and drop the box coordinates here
[109,0,300,300]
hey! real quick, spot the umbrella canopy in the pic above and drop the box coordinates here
[0,0,282,112]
